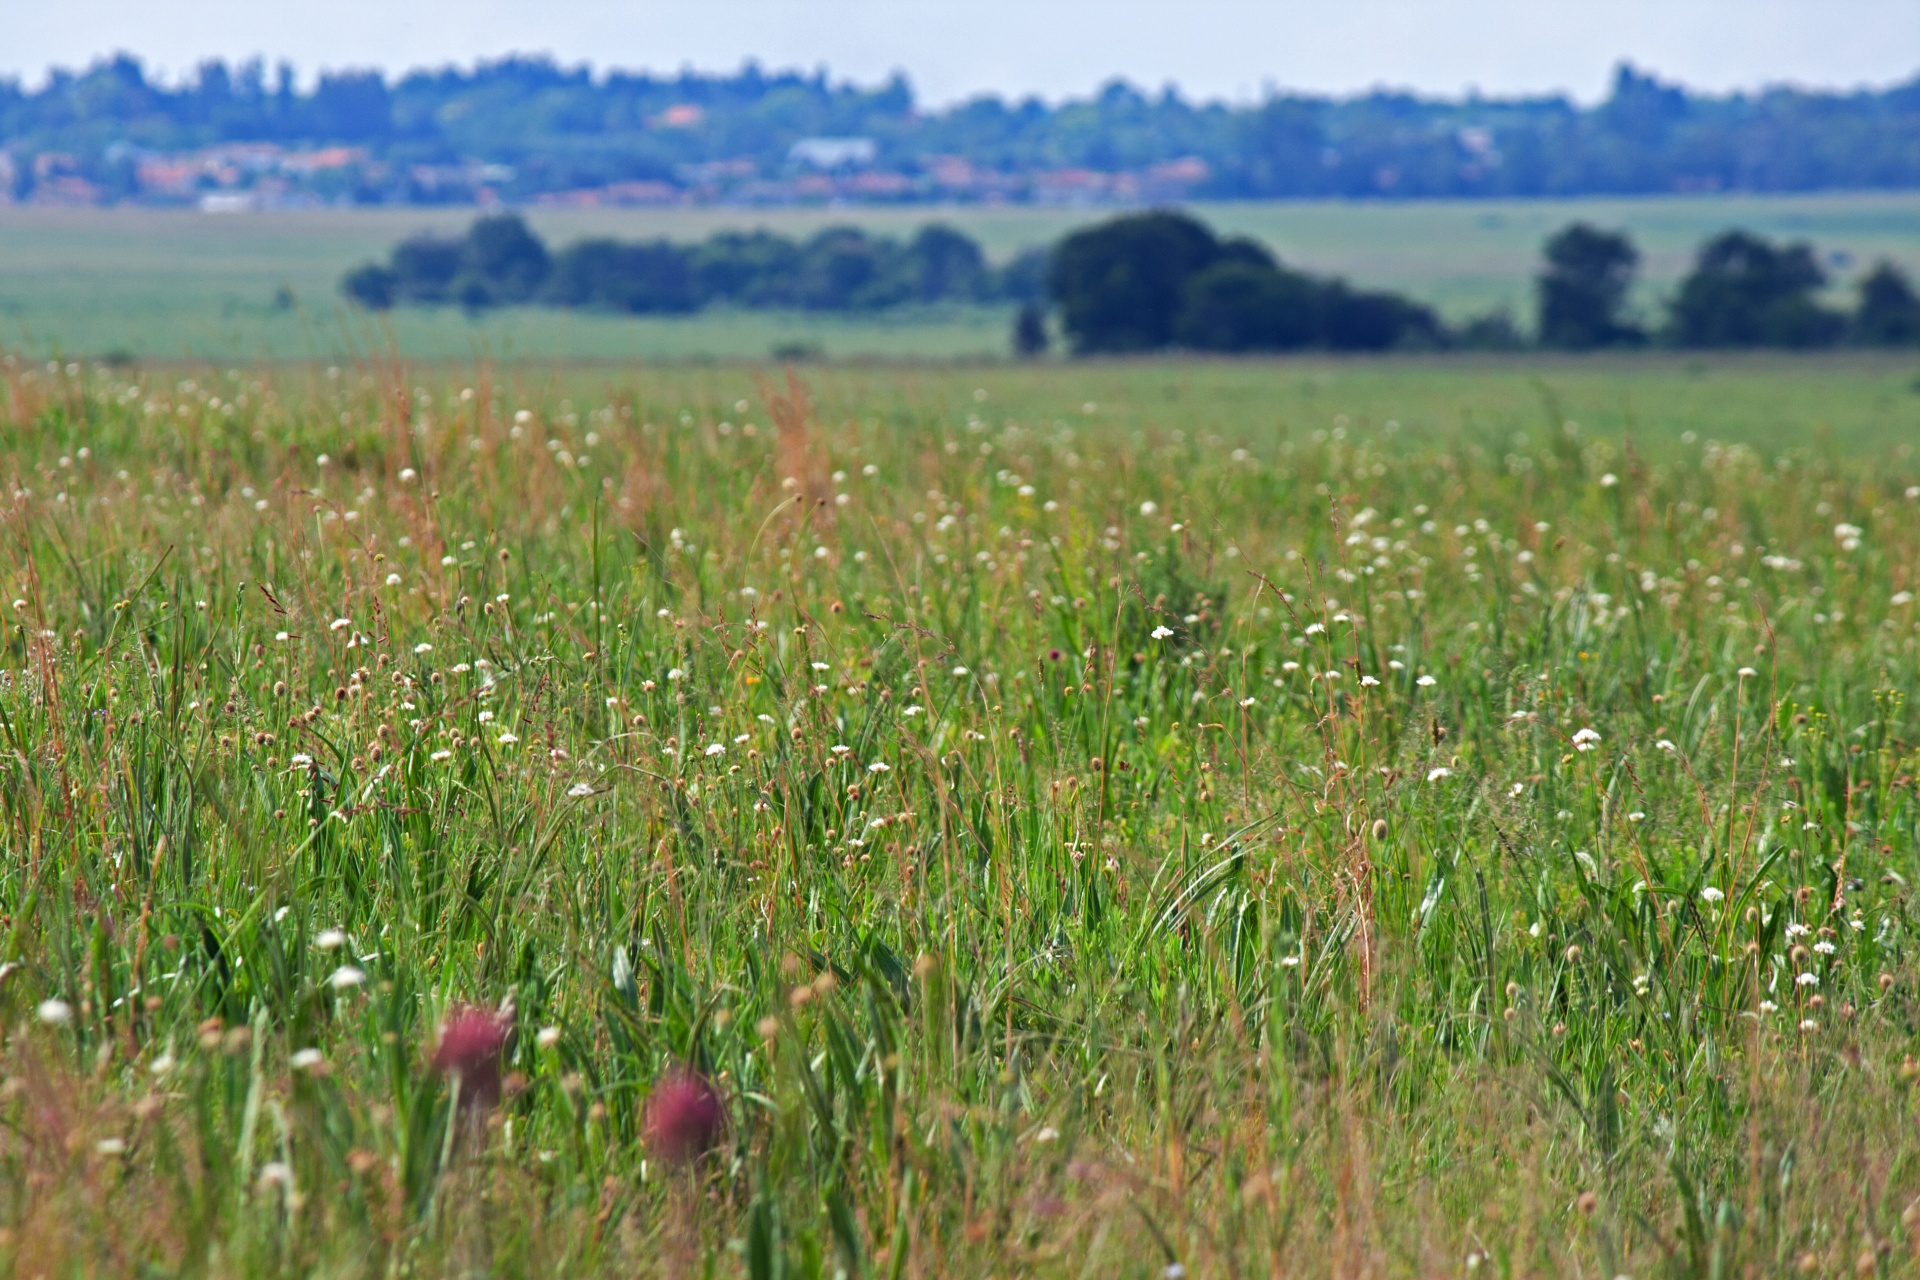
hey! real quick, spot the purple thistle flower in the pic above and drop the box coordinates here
[644,1070,724,1162]
[431,1004,513,1108]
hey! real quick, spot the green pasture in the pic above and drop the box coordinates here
[3,191,1919,361]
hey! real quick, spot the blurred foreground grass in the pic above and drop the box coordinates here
[2,354,1920,1276]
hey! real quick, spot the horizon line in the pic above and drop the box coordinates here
[7,49,1919,111]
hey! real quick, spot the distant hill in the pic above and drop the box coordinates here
[4,56,1920,208]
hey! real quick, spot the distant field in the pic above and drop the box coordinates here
[3,191,1920,361]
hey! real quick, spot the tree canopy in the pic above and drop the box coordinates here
[1048,211,1442,355]
[1536,223,1644,349]
[12,55,1920,204]
[1667,230,1847,348]
[342,215,1028,313]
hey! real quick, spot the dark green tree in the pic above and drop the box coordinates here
[1318,281,1445,351]
[908,224,988,302]
[547,239,696,313]
[389,235,463,303]
[1012,303,1050,357]
[1668,230,1844,348]
[791,227,898,310]
[1537,223,1643,349]
[692,231,806,306]
[994,248,1052,304]
[340,262,397,310]
[462,214,552,303]
[1173,260,1320,352]
[1048,211,1221,353]
[1453,308,1526,350]
[1855,261,1920,346]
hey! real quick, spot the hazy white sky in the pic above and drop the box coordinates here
[7,0,1918,104]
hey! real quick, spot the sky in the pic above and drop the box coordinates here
[7,0,1919,105]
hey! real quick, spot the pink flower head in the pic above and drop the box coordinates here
[431,1004,513,1106]
[644,1070,724,1162]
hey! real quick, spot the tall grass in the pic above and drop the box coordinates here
[1,353,1919,1277]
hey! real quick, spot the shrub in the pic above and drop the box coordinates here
[1668,230,1845,348]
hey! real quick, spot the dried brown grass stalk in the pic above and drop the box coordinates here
[760,370,833,528]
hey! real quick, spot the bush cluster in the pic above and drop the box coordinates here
[1047,211,1446,355]
[342,215,1045,313]
[1539,222,1920,350]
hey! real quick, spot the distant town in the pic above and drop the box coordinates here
[2,141,1214,212]
[3,54,1918,209]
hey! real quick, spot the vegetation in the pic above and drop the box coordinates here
[11,56,1920,204]
[1535,223,1645,350]
[1047,211,1444,354]
[1037,211,1920,357]
[2,355,1920,1275]
[10,193,1920,363]
[342,215,1041,314]
[1667,232,1850,349]
[1534,224,1920,351]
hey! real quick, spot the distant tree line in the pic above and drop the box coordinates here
[341,215,1046,312]
[12,54,1920,203]
[345,208,1920,356]
[1030,211,1920,356]
[1534,222,1920,349]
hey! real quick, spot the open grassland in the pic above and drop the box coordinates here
[4,191,1920,361]
[3,355,1920,1276]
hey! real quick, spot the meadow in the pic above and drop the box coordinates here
[3,352,1920,1277]
[4,191,1920,361]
